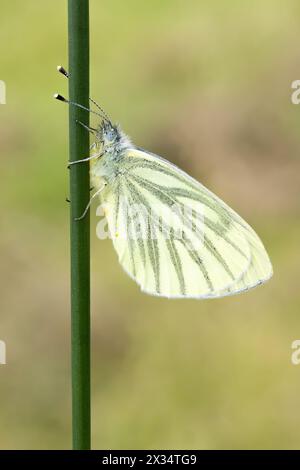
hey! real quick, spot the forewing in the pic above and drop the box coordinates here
[100,148,272,298]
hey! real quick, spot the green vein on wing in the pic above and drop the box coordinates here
[129,174,242,282]
[125,178,215,294]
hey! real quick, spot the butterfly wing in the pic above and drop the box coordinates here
[100,148,272,298]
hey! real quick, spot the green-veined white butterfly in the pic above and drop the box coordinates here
[55,76,273,299]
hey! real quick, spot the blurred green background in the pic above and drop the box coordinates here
[0,0,300,449]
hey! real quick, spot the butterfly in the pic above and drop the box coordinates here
[55,82,273,299]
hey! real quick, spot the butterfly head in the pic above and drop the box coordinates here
[99,120,120,147]
[98,119,131,151]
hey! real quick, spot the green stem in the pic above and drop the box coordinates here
[68,0,91,450]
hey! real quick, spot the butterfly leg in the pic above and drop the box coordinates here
[76,119,97,134]
[68,152,103,168]
[75,183,107,221]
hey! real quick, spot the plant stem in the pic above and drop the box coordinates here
[68,0,90,450]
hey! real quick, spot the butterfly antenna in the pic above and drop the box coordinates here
[54,93,106,120]
[57,65,112,124]
[89,97,111,123]
[57,65,69,78]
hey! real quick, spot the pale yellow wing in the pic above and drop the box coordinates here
[99,148,272,298]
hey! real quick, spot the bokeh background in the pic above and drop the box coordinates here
[0,0,300,449]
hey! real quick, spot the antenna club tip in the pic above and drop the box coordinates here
[54,93,68,102]
[57,65,69,77]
